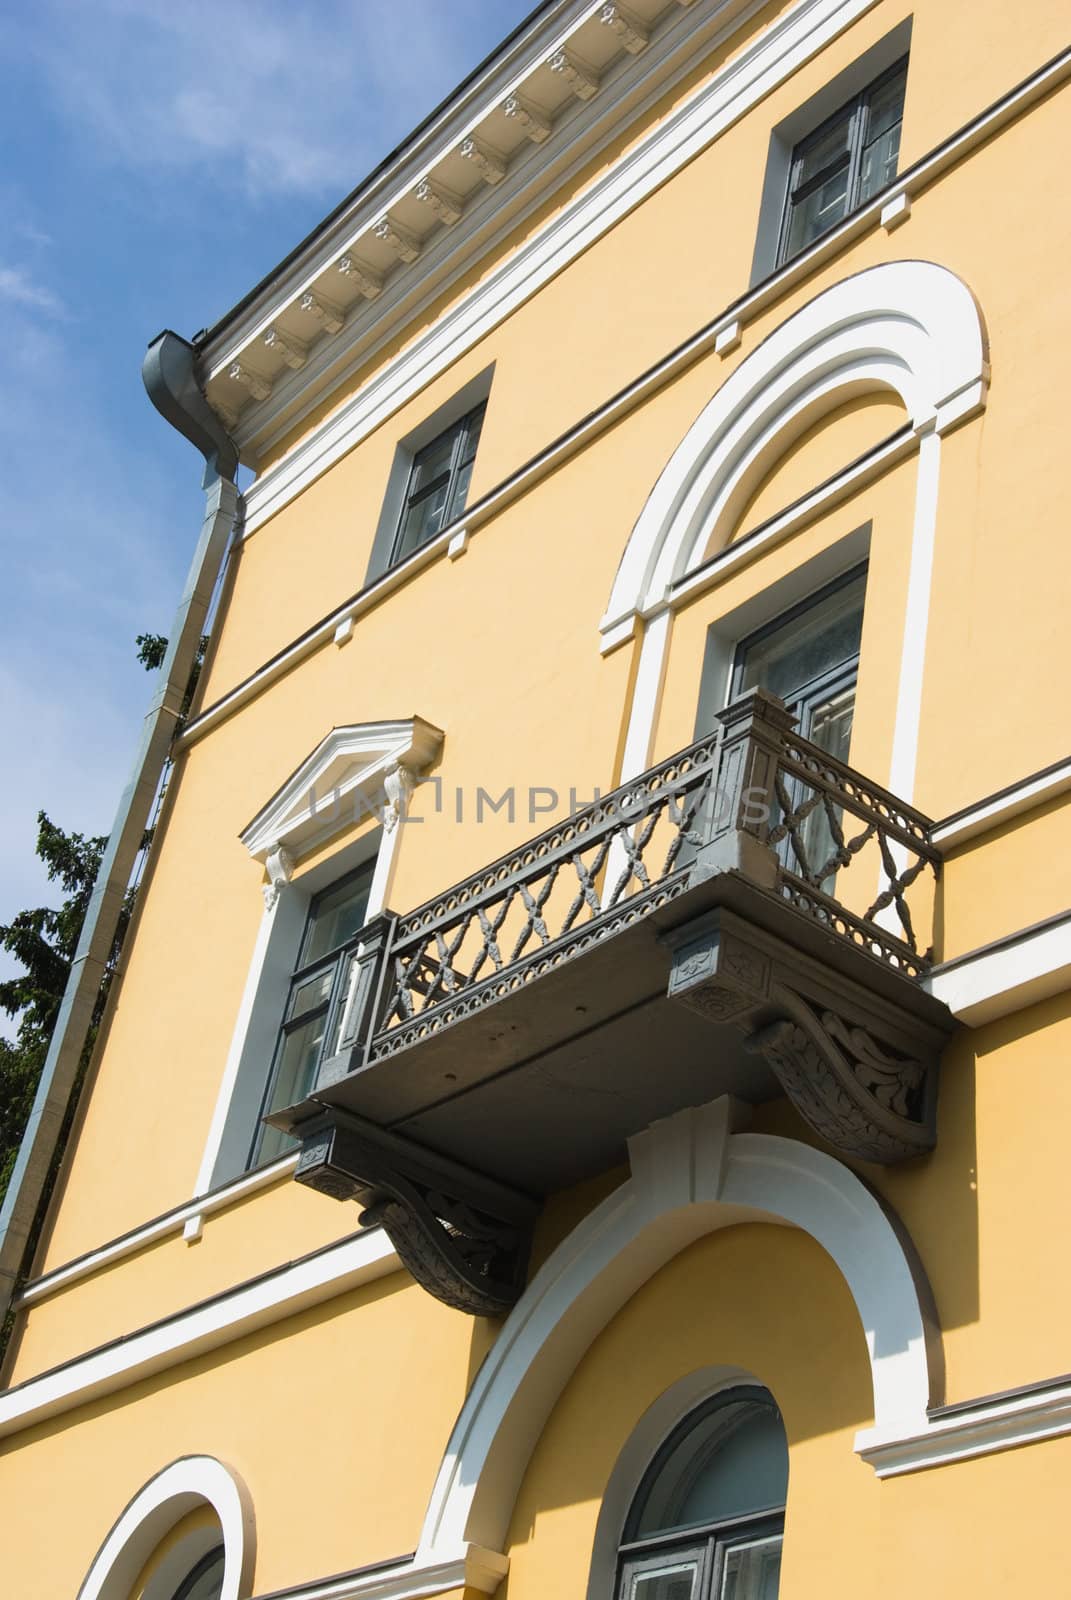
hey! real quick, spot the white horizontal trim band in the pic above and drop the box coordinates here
[16,1155,299,1307]
[0,1230,399,1441]
[925,910,1071,1027]
[931,758,1071,848]
[255,1545,508,1600]
[857,1377,1071,1477]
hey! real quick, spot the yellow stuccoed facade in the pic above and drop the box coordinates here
[2,1,1071,1596]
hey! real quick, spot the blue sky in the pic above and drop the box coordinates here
[0,0,537,1032]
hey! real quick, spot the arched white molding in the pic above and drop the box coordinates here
[417,1096,939,1567]
[602,261,988,638]
[77,1455,255,1600]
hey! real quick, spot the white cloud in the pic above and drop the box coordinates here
[0,265,65,316]
[6,0,525,199]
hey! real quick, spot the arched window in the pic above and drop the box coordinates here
[171,1546,225,1600]
[616,1387,787,1600]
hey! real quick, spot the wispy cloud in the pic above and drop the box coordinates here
[3,0,519,199]
[0,265,65,316]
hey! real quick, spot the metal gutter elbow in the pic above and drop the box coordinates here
[142,330,240,484]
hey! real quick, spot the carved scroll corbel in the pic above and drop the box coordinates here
[293,1111,536,1316]
[748,987,935,1164]
[262,844,294,910]
[381,762,417,832]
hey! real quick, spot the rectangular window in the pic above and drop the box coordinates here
[251,860,375,1167]
[390,402,486,567]
[778,58,906,265]
[731,567,866,888]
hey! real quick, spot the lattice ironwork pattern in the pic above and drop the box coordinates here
[769,736,940,975]
[368,713,942,1057]
[369,733,727,1058]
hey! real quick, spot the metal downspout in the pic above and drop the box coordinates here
[0,332,241,1322]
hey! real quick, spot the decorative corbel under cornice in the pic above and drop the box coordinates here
[459,135,506,185]
[600,3,650,55]
[263,327,307,370]
[502,93,551,142]
[228,361,271,401]
[414,177,464,226]
[548,46,600,101]
[337,255,384,299]
[299,291,345,334]
[374,216,421,263]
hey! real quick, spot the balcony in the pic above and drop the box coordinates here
[268,689,954,1314]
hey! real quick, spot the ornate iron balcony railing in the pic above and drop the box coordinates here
[353,690,938,1066]
[274,690,953,1318]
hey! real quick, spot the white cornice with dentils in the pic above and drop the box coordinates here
[235,0,881,530]
[201,0,765,447]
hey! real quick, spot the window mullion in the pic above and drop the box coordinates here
[844,93,867,209]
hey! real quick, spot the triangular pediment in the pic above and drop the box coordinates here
[240,716,443,861]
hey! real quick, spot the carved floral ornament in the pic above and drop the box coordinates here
[239,717,444,897]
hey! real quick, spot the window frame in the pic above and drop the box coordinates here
[171,1545,226,1600]
[776,55,908,267]
[249,858,376,1169]
[728,561,867,742]
[614,1387,787,1600]
[388,400,486,568]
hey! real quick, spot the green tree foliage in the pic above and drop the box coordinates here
[0,816,119,1197]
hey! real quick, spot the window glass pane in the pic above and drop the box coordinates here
[459,405,485,465]
[396,481,451,560]
[409,431,456,494]
[632,1400,788,1538]
[447,457,475,522]
[719,1535,782,1600]
[286,966,334,1022]
[794,114,852,185]
[270,1013,327,1112]
[795,684,856,886]
[808,683,855,762]
[866,65,907,141]
[173,1546,225,1600]
[858,121,901,202]
[784,166,850,256]
[735,575,865,708]
[629,1565,699,1600]
[302,866,374,964]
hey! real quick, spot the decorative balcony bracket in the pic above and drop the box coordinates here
[664,907,944,1164]
[293,1108,537,1316]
